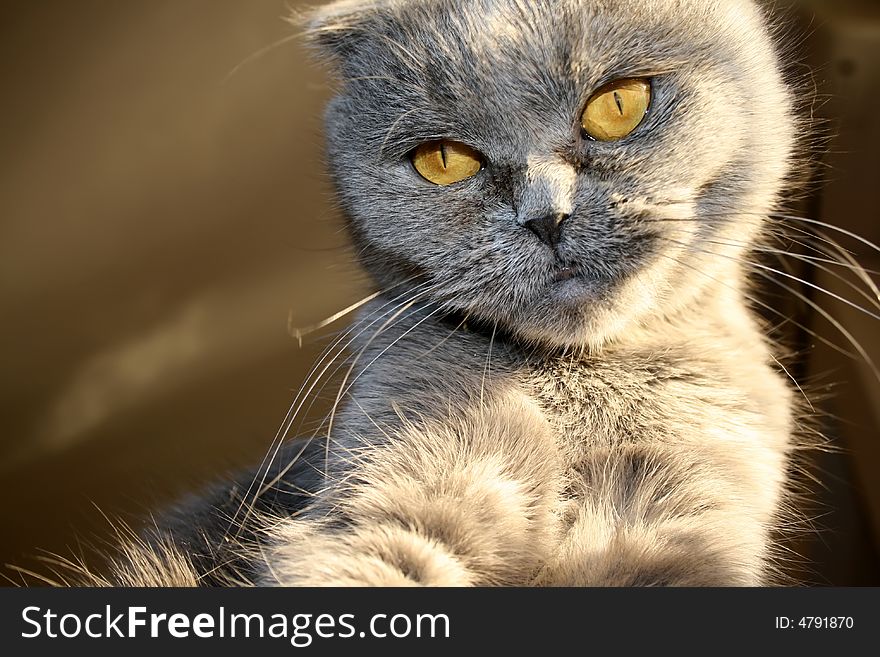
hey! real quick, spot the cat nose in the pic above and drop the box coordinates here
[523,213,568,249]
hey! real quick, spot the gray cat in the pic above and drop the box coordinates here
[87,0,807,586]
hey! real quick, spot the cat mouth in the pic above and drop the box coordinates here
[552,265,587,284]
[553,266,577,283]
[548,263,606,302]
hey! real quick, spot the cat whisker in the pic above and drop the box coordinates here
[658,237,880,383]
[288,289,386,346]
[250,285,440,506]
[654,248,855,360]
[805,227,880,299]
[228,279,432,538]
[320,299,446,470]
[254,292,434,492]
[770,353,814,413]
[222,32,303,85]
[480,322,498,408]
[659,230,880,314]
[656,250,828,412]
[378,108,422,158]
[769,213,880,257]
[660,232,880,319]
[672,214,880,331]
[654,219,880,325]
[417,312,470,359]
[681,208,866,260]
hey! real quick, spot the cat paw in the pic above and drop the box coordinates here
[259,522,474,586]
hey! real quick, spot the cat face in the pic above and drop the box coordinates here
[307,0,795,348]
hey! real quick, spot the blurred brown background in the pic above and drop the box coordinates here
[0,0,878,585]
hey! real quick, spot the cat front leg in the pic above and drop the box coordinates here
[258,396,562,586]
[533,441,785,587]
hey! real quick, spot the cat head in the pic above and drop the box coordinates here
[303,0,796,349]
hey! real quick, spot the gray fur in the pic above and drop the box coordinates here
[88,0,803,586]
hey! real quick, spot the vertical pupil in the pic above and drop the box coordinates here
[613,91,624,115]
[440,142,448,168]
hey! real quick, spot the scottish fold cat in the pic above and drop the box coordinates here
[83,0,819,586]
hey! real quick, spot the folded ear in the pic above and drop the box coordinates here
[296,0,390,63]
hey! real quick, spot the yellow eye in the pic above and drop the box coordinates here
[581,78,652,142]
[411,140,483,186]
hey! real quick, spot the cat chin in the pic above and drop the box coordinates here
[512,321,623,352]
[547,273,603,304]
[502,296,635,352]
[500,268,680,351]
